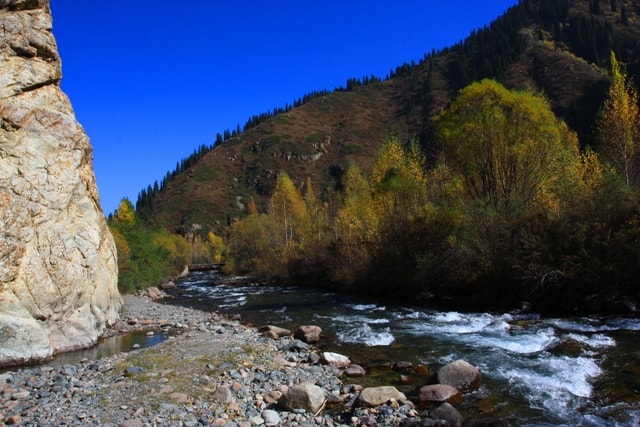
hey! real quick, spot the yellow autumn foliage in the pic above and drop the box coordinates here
[595,51,640,186]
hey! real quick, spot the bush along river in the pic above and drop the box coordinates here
[166,270,640,426]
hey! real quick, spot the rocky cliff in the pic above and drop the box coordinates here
[0,0,121,366]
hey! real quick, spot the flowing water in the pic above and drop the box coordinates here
[169,271,640,426]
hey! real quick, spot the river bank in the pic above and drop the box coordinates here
[0,293,479,427]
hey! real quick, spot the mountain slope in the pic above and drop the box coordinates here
[147,0,640,236]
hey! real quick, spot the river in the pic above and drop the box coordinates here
[166,270,640,426]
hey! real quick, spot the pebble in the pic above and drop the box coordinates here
[0,294,460,426]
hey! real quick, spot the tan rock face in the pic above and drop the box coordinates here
[0,0,121,366]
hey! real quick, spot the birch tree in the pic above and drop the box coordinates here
[595,51,640,186]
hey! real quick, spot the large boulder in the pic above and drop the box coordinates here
[0,0,121,367]
[294,325,322,343]
[418,384,462,405]
[357,385,407,407]
[436,359,482,392]
[277,382,326,415]
[431,402,464,427]
[321,351,351,368]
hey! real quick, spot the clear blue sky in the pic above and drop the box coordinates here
[51,1,519,215]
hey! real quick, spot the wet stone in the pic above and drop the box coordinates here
[0,294,438,427]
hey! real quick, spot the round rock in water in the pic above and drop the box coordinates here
[431,402,464,427]
[436,359,481,392]
[418,384,462,404]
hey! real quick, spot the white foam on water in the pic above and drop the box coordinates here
[564,333,616,349]
[480,327,557,354]
[403,311,513,336]
[177,275,640,425]
[434,312,495,333]
[394,308,430,319]
[345,303,385,311]
[432,311,462,321]
[318,313,390,325]
[337,324,395,346]
[401,311,564,354]
[218,294,247,308]
[498,354,603,424]
[548,317,640,333]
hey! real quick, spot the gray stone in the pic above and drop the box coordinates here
[119,419,143,427]
[159,281,177,290]
[395,361,413,370]
[285,339,310,352]
[357,386,406,407]
[249,415,264,425]
[147,287,167,300]
[278,382,327,415]
[436,359,481,392]
[308,352,321,364]
[418,384,462,404]
[321,351,351,368]
[213,385,235,403]
[0,373,13,384]
[344,364,366,377]
[261,409,280,426]
[293,325,322,344]
[431,402,464,427]
[124,366,145,376]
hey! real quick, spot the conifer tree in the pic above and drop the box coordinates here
[113,198,136,226]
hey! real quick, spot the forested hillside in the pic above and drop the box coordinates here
[110,0,640,312]
[135,0,640,236]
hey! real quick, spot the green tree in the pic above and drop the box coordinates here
[113,198,136,227]
[109,197,194,291]
[434,79,582,288]
[594,51,640,186]
[371,136,428,216]
[152,229,191,277]
[435,79,575,219]
[227,213,279,278]
[334,165,376,283]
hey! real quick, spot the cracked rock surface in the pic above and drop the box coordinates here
[0,0,121,367]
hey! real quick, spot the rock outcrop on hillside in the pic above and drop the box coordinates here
[0,0,121,366]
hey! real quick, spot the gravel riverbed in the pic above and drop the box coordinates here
[0,294,474,427]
